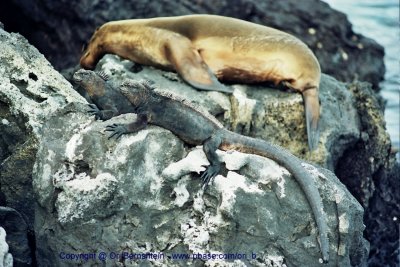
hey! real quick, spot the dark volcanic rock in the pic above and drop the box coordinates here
[0,0,385,88]
[334,82,399,266]
[0,207,32,267]
[365,163,399,266]
[335,82,392,207]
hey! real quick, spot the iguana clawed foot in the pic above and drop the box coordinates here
[200,164,220,189]
[105,124,128,139]
[87,104,103,120]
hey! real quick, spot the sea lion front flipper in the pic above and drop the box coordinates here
[164,37,233,93]
[302,88,320,151]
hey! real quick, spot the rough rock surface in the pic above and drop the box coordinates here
[0,26,86,226]
[0,27,86,266]
[0,0,385,87]
[366,163,399,266]
[335,82,399,266]
[335,82,392,207]
[0,227,13,267]
[0,207,30,267]
[33,105,367,266]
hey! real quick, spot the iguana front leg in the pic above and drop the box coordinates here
[88,104,119,120]
[201,134,222,187]
[105,112,149,139]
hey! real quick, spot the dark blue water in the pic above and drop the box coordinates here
[323,0,400,159]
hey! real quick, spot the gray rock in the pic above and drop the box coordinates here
[0,26,86,226]
[0,227,13,267]
[33,106,367,266]
[0,26,86,266]
[0,0,385,87]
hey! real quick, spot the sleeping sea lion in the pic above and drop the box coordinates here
[80,14,321,150]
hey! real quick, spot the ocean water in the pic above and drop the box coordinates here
[323,0,400,159]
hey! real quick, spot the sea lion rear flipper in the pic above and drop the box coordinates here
[164,38,233,93]
[302,88,320,151]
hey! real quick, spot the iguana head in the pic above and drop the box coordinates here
[73,69,108,97]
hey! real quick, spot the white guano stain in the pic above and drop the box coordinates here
[65,133,82,161]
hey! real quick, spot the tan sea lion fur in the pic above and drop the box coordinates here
[80,14,321,150]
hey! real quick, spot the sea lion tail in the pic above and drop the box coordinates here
[302,87,320,151]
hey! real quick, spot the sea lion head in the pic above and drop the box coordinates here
[80,27,105,70]
[80,48,98,70]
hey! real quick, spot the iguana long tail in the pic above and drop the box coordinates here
[219,129,329,263]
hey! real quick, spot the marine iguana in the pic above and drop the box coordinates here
[72,69,329,263]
